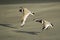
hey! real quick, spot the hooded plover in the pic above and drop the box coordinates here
[19,7,35,27]
[34,19,54,31]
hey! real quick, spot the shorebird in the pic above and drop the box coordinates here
[34,19,54,31]
[19,7,35,27]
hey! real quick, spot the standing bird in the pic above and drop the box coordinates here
[19,7,35,27]
[34,19,54,31]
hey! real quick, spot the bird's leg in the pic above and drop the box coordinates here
[42,26,45,31]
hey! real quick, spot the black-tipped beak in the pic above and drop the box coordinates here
[51,23,54,26]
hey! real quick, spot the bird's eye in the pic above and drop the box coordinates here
[19,9,22,12]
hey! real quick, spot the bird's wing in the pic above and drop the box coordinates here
[21,13,30,27]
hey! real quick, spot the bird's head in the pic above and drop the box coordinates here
[33,19,42,23]
[19,7,24,13]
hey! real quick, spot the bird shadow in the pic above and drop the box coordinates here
[13,30,40,35]
[0,24,15,28]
